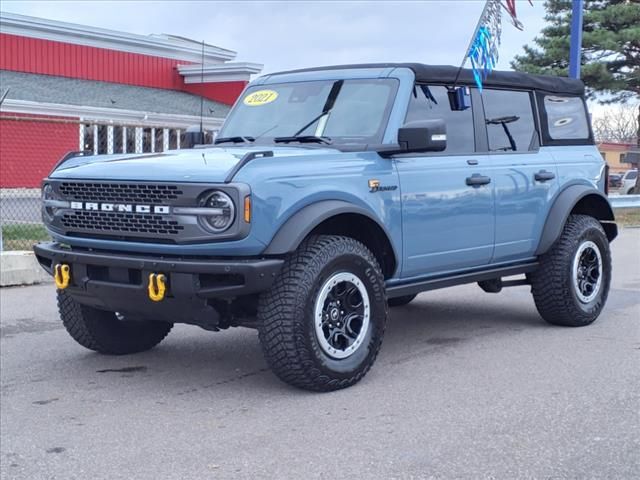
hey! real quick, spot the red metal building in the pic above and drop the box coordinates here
[0,12,262,187]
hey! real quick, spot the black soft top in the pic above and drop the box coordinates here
[270,63,585,96]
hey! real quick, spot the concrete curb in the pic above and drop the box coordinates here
[0,251,52,287]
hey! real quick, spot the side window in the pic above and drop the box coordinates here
[405,85,475,154]
[482,89,537,152]
[543,95,589,140]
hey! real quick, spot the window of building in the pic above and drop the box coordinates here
[624,151,640,166]
[482,89,537,152]
[543,95,589,140]
[126,127,137,153]
[154,128,164,153]
[80,124,191,154]
[142,128,153,152]
[169,129,179,150]
[96,125,109,154]
[113,126,123,153]
[405,85,475,154]
[81,124,94,152]
[204,130,215,145]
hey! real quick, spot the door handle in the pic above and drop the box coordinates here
[466,174,491,187]
[534,170,555,182]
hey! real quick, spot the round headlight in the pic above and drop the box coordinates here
[201,191,235,232]
[42,184,56,221]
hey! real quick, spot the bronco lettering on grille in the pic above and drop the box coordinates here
[69,201,170,215]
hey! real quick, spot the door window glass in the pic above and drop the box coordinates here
[405,85,475,154]
[544,95,589,140]
[482,89,537,152]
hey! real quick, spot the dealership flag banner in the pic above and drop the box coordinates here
[466,0,533,91]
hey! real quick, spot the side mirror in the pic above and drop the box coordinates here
[398,119,446,153]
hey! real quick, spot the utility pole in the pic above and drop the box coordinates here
[0,88,9,252]
[568,0,584,79]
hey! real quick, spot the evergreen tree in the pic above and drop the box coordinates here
[512,0,639,104]
[513,0,639,179]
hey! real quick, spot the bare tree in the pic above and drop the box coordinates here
[592,104,639,144]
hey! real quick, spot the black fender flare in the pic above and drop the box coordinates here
[263,200,397,258]
[535,185,616,255]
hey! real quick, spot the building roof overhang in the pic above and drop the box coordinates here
[597,142,637,150]
[0,12,237,63]
[178,62,264,83]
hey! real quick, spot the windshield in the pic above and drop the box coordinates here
[218,78,399,145]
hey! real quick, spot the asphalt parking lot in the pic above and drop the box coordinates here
[1,229,638,480]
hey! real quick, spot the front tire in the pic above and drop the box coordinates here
[530,215,611,327]
[57,291,173,354]
[258,235,388,391]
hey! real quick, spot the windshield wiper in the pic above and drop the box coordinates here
[214,136,255,145]
[289,80,344,138]
[274,135,332,145]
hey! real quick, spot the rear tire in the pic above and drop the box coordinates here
[57,291,173,354]
[530,215,611,327]
[388,294,417,307]
[258,235,388,391]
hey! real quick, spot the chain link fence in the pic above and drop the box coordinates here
[0,114,216,251]
[3,116,637,252]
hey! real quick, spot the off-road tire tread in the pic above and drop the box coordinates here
[258,235,387,391]
[57,291,173,354]
[530,214,611,327]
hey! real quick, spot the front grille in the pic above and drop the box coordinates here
[46,180,246,244]
[58,182,184,204]
[62,211,185,235]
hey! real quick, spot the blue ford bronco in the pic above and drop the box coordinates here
[35,64,617,391]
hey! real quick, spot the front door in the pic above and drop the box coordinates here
[396,85,495,278]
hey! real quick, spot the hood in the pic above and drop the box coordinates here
[49,145,335,183]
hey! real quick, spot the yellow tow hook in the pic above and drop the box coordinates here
[54,263,71,289]
[147,273,167,302]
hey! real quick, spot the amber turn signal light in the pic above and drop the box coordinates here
[244,196,251,223]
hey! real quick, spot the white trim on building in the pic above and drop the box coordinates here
[178,62,264,83]
[0,11,237,63]
[0,98,225,130]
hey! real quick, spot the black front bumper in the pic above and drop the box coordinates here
[34,242,283,324]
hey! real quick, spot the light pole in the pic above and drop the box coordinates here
[568,0,584,79]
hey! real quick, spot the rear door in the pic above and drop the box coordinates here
[395,85,495,278]
[479,89,559,263]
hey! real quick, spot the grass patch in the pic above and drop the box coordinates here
[614,208,640,227]
[1,224,49,251]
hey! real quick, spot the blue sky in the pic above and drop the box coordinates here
[2,0,548,75]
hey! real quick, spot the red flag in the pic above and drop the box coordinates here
[501,0,532,31]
